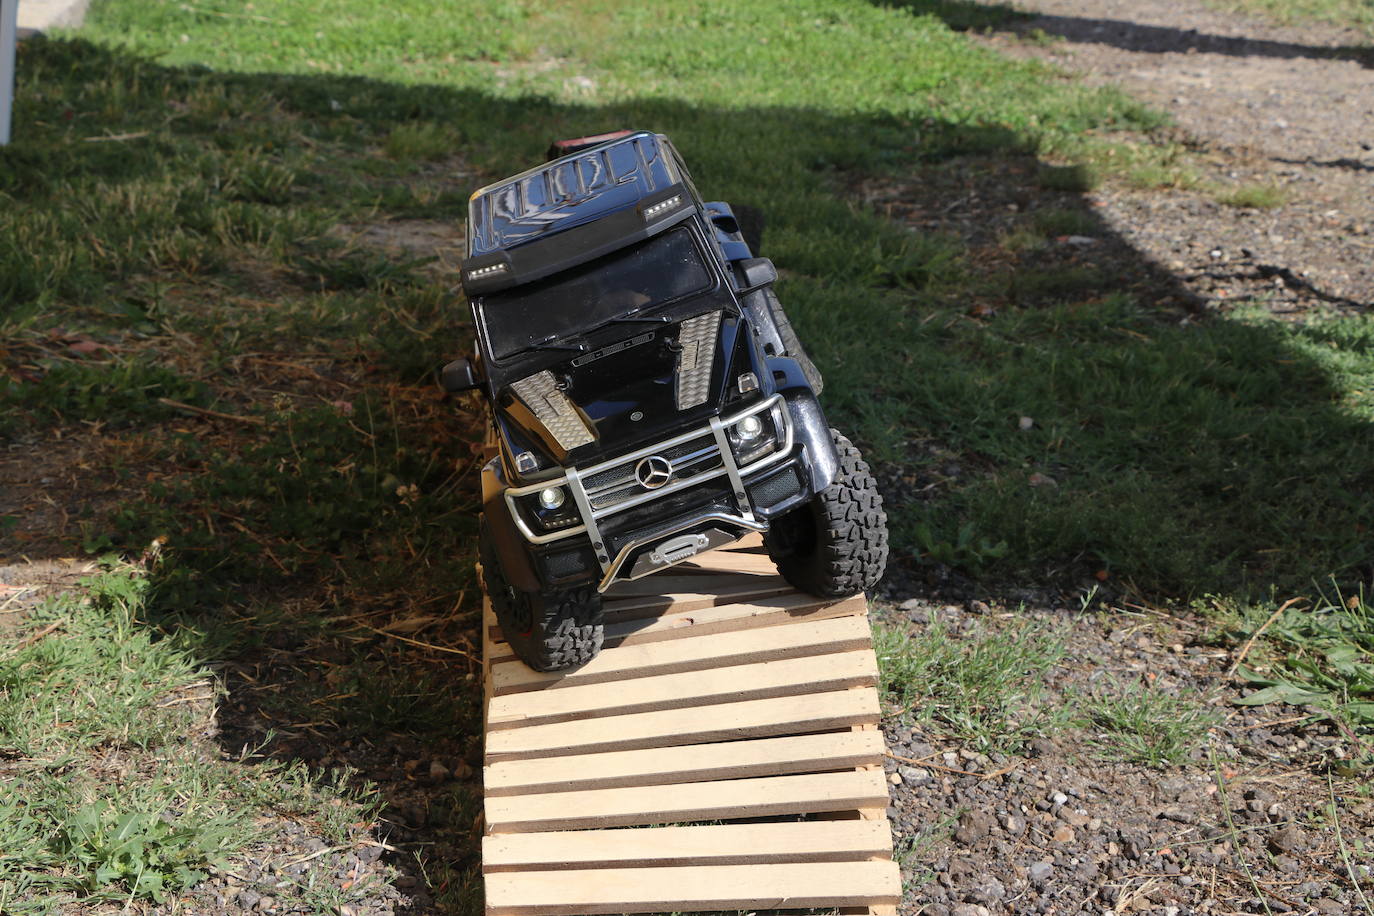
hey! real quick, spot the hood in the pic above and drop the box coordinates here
[497,310,757,472]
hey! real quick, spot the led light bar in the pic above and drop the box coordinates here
[466,262,510,281]
[643,194,683,220]
[510,371,595,451]
[675,310,721,410]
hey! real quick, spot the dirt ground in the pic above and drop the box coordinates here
[980,0,1374,314]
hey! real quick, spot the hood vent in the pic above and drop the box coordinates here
[510,370,595,451]
[675,310,721,411]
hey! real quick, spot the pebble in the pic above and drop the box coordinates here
[1028,861,1053,881]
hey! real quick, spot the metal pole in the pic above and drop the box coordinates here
[0,0,17,145]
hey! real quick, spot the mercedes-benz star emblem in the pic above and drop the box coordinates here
[635,455,673,490]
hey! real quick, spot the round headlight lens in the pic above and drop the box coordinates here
[538,487,566,510]
[736,415,764,442]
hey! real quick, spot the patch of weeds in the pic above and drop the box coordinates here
[1030,206,1099,237]
[384,122,461,162]
[1036,162,1098,192]
[999,225,1047,253]
[875,618,1068,754]
[908,519,1009,569]
[0,357,208,433]
[1020,26,1060,47]
[1125,161,1201,190]
[54,795,242,903]
[1078,676,1222,767]
[1215,182,1288,209]
[1229,587,1374,739]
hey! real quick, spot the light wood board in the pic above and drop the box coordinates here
[481,547,900,915]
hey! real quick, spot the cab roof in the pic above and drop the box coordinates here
[466,131,685,258]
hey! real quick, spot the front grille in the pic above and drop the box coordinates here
[584,433,723,512]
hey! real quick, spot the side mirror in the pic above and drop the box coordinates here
[440,358,481,394]
[737,257,777,292]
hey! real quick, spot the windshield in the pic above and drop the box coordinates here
[481,227,713,360]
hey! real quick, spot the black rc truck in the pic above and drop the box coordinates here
[443,130,889,672]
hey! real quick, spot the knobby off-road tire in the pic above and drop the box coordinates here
[479,520,604,672]
[765,428,888,598]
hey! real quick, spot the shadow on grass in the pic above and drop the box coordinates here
[4,31,1374,913]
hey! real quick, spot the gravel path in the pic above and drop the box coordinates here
[978,0,1374,311]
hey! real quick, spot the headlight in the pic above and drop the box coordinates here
[728,407,784,465]
[519,486,580,531]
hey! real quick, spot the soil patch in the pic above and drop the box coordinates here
[974,0,1374,312]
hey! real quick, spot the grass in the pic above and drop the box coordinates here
[1215,181,1289,209]
[875,617,1069,754]
[1078,676,1222,767]
[1207,0,1374,35]
[0,564,383,911]
[2,0,1373,907]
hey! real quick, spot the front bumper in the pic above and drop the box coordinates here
[499,394,813,592]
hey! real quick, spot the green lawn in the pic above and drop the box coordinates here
[3,0,1374,909]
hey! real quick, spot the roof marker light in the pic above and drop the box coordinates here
[643,194,683,220]
[466,262,510,281]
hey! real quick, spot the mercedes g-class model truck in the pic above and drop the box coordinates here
[443,130,888,671]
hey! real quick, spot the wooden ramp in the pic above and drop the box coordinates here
[480,535,901,916]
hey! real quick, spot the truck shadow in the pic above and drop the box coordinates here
[6,32,1373,914]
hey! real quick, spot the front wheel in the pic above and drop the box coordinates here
[765,429,888,598]
[479,521,603,672]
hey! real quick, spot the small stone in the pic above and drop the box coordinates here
[256,898,275,913]
[1004,815,1025,835]
[1050,791,1069,806]
[1018,416,1034,430]
[1061,809,1090,828]
[1269,825,1307,853]
[1028,861,1053,881]
[889,771,903,786]
[1052,825,1075,844]
[429,760,450,781]
[899,765,932,785]
[237,890,262,910]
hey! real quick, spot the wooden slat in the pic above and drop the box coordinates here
[483,818,892,871]
[602,591,863,648]
[488,649,876,728]
[486,768,891,832]
[485,861,901,916]
[677,548,779,575]
[485,729,886,797]
[485,686,880,760]
[492,613,873,694]
[599,574,795,619]
[489,592,863,663]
